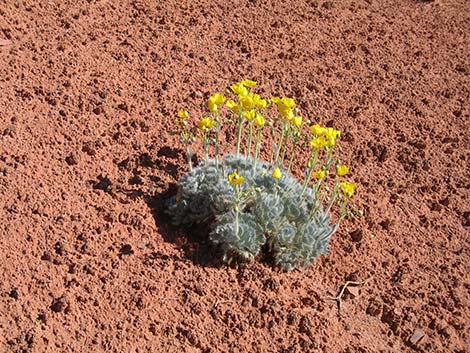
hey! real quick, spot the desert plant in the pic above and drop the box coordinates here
[166,80,356,270]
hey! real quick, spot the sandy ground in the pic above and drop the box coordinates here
[0,0,469,352]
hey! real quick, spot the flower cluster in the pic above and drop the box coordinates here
[169,80,357,270]
[228,172,244,185]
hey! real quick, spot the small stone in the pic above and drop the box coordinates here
[301,297,315,307]
[3,125,16,136]
[381,307,402,333]
[377,146,388,162]
[50,296,68,313]
[346,286,360,297]
[135,297,144,309]
[287,311,299,326]
[410,328,425,345]
[41,251,52,262]
[129,174,143,185]
[82,142,96,156]
[54,241,65,255]
[117,103,129,113]
[298,315,313,337]
[65,153,78,166]
[37,312,47,323]
[92,175,111,191]
[345,271,359,282]
[263,277,280,291]
[366,301,381,317]
[9,288,19,299]
[149,323,157,335]
[379,219,392,230]
[349,229,363,242]
[194,284,205,296]
[119,244,134,256]
[439,197,449,206]
[93,106,103,115]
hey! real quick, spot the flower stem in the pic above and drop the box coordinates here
[246,121,253,159]
[253,128,263,175]
[325,183,339,216]
[280,128,291,165]
[280,142,287,166]
[301,150,317,194]
[203,132,209,161]
[269,129,276,164]
[236,113,243,157]
[234,184,241,239]
[214,112,220,170]
[287,135,299,173]
[274,121,286,165]
[186,145,193,171]
[338,194,349,218]
[215,141,219,170]
[287,145,295,172]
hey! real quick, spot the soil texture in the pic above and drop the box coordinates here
[0,0,469,352]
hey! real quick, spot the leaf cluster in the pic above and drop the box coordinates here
[166,154,336,270]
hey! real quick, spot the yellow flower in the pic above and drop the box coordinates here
[336,165,349,176]
[231,82,248,97]
[243,109,256,120]
[240,94,255,110]
[253,94,267,109]
[284,109,294,121]
[240,79,257,87]
[226,99,238,110]
[208,93,225,112]
[178,110,189,119]
[254,113,265,128]
[272,167,282,180]
[271,97,281,104]
[197,117,214,131]
[211,92,225,104]
[208,100,217,112]
[340,182,356,198]
[310,136,327,149]
[313,170,326,179]
[281,97,295,108]
[310,124,326,135]
[292,116,302,127]
[325,127,340,147]
[275,97,295,116]
[228,172,244,185]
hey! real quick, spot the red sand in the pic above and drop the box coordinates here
[0,1,469,352]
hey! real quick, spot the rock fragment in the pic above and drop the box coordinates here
[65,153,78,165]
[349,229,363,242]
[410,328,425,345]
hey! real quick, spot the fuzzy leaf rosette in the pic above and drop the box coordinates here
[167,80,356,270]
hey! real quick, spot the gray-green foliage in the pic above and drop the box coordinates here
[166,154,337,270]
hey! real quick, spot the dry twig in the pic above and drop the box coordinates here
[212,299,234,309]
[326,276,373,317]
[158,297,179,302]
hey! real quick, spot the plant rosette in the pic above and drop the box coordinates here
[167,80,357,271]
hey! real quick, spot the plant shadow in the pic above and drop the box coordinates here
[142,186,224,268]
[91,145,223,268]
